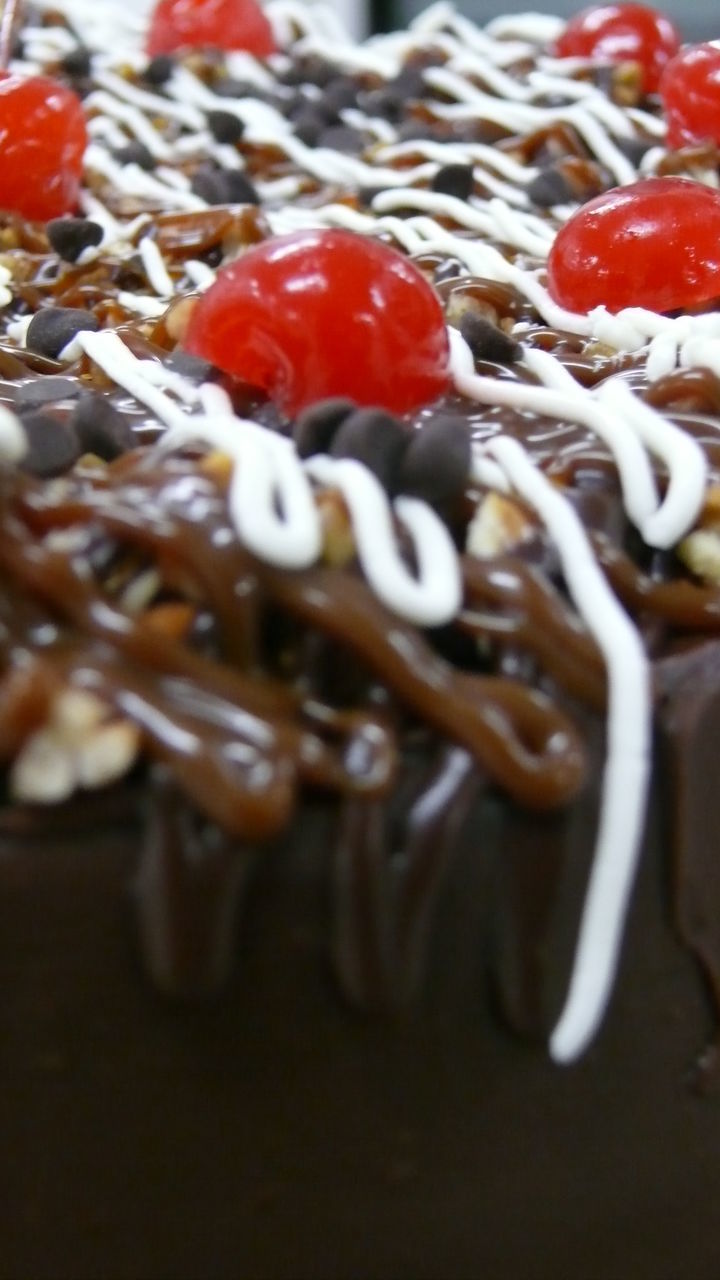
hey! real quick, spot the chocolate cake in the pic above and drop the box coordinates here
[3,1,720,1276]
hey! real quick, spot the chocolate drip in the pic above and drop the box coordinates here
[333,745,481,1012]
[135,769,256,997]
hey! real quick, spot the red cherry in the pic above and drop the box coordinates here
[547,177,720,314]
[0,73,87,222]
[660,44,720,149]
[183,229,450,417]
[553,4,681,94]
[147,0,277,58]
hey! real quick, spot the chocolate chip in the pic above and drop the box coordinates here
[459,313,521,365]
[206,110,245,145]
[164,351,221,383]
[26,308,99,360]
[322,77,358,116]
[71,393,135,460]
[292,107,325,147]
[527,165,576,207]
[431,163,474,201]
[114,142,156,171]
[391,66,426,98]
[47,217,103,263]
[191,168,259,205]
[294,398,356,458]
[19,411,81,478]
[398,417,471,505]
[360,87,404,122]
[213,77,255,99]
[61,46,92,78]
[317,124,365,154]
[145,54,175,86]
[330,408,409,492]
[14,376,82,409]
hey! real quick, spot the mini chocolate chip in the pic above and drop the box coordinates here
[114,142,156,171]
[14,376,82,409]
[317,124,365,154]
[398,417,471,506]
[296,55,336,88]
[617,136,654,164]
[527,165,576,207]
[206,110,245,145]
[19,411,81,478]
[357,186,384,208]
[459,313,521,365]
[431,163,474,201]
[71,394,135,460]
[61,46,91,78]
[164,351,221,383]
[294,398,356,459]
[292,107,325,147]
[191,168,259,205]
[213,77,255,98]
[322,77,358,116]
[360,87,404,122]
[391,66,426,98]
[47,217,103,263]
[145,54,175,86]
[330,408,409,492]
[26,307,99,360]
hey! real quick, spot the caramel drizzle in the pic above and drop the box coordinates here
[1,456,588,821]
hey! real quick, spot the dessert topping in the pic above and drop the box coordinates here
[660,44,720,149]
[547,177,720,315]
[146,0,277,58]
[553,3,681,94]
[0,72,87,221]
[183,229,451,416]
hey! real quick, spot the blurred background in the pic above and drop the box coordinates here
[369,1,715,41]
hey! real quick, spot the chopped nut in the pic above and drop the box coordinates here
[317,489,356,567]
[9,686,141,804]
[144,602,196,639]
[53,688,107,734]
[446,292,498,330]
[119,567,161,614]
[466,491,535,558]
[165,294,199,343]
[75,720,141,790]
[10,728,76,805]
[700,485,720,525]
[678,528,720,584]
[200,450,233,486]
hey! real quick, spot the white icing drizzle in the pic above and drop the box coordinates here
[473,390,652,1067]
[73,336,460,627]
[138,237,176,298]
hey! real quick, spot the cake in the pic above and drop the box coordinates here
[2,2,720,1276]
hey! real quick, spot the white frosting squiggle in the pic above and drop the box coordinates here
[76,334,460,628]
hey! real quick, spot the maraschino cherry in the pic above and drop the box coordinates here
[147,0,277,58]
[660,44,720,149]
[0,0,87,221]
[547,176,720,314]
[553,4,681,95]
[183,229,450,417]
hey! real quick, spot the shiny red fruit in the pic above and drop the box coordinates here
[147,0,277,57]
[553,4,680,94]
[0,74,87,222]
[547,177,720,314]
[184,229,450,417]
[660,44,720,149]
